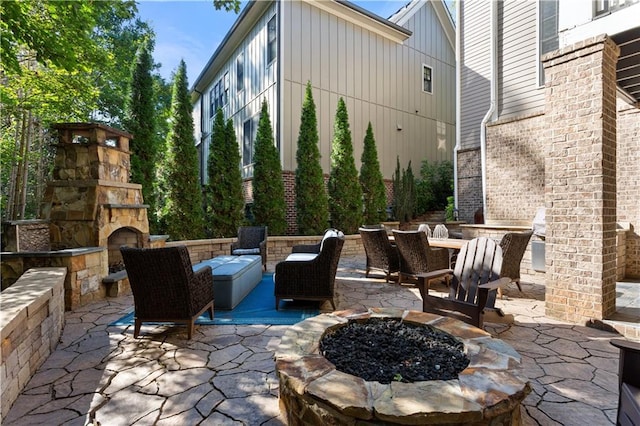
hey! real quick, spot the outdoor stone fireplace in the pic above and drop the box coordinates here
[41,122,150,269]
[275,308,531,425]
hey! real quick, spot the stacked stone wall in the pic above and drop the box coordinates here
[0,268,66,421]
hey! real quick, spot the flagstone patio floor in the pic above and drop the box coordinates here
[3,255,638,425]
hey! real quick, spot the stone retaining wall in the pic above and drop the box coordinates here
[0,267,66,421]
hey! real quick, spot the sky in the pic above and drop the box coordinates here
[136,0,415,85]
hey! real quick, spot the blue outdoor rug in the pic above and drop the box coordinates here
[110,273,319,326]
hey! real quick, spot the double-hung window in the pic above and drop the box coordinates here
[422,65,433,94]
[210,72,230,116]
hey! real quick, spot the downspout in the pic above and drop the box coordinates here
[453,0,461,215]
[479,0,498,216]
[193,88,205,185]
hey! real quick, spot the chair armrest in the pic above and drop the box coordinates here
[190,266,214,310]
[417,268,454,282]
[611,338,640,353]
[478,277,512,291]
[292,243,321,253]
[230,241,239,253]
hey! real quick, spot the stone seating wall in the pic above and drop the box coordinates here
[0,267,66,422]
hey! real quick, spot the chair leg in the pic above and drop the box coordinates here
[515,279,522,292]
[207,305,214,320]
[134,319,142,338]
[187,320,195,339]
[275,298,280,310]
[329,299,336,311]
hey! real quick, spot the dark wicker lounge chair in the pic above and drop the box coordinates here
[359,227,399,282]
[274,230,344,310]
[392,230,450,285]
[231,226,268,270]
[499,230,533,293]
[414,237,511,328]
[610,339,640,426]
[120,245,214,339]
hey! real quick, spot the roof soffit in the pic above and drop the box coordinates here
[303,0,411,44]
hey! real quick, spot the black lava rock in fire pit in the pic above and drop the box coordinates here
[320,318,470,384]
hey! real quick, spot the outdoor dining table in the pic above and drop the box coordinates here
[428,238,469,268]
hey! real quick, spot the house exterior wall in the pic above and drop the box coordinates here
[458,1,491,151]
[617,102,640,278]
[280,0,455,179]
[497,1,544,119]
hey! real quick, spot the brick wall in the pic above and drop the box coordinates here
[542,35,619,322]
[456,148,483,223]
[485,112,546,224]
[617,103,640,277]
[1,268,66,421]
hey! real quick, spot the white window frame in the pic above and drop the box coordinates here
[422,64,433,94]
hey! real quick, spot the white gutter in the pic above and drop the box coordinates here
[453,0,461,213]
[479,0,498,216]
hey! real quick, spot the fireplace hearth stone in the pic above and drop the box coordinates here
[275,307,531,425]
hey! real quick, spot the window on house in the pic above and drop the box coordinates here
[223,72,229,105]
[594,0,639,17]
[209,86,218,118]
[267,15,277,65]
[539,0,559,85]
[237,53,244,92]
[422,65,433,93]
[243,116,259,166]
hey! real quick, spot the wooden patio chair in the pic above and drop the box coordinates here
[414,237,511,328]
[359,227,399,282]
[231,226,268,270]
[392,230,450,285]
[120,245,214,339]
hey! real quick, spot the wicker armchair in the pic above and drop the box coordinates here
[392,230,450,285]
[415,237,511,328]
[499,230,533,292]
[231,226,268,270]
[359,227,399,282]
[274,231,345,310]
[120,246,214,339]
[610,339,640,426]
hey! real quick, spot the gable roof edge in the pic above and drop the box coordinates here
[391,0,455,51]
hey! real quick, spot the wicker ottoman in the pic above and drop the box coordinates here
[193,255,263,309]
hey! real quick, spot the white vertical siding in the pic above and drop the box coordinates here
[498,1,544,118]
[198,2,279,181]
[281,0,455,178]
[459,1,492,150]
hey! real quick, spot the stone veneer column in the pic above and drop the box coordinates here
[542,35,619,323]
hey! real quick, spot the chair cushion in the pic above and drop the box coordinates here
[320,229,344,252]
[232,248,260,255]
[286,253,319,262]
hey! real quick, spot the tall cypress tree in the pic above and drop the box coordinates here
[205,108,244,237]
[124,39,158,232]
[295,82,328,235]
[159,60,204,240]
[328,97,362,234]
[252,99,286,235]
[359,122,387,225]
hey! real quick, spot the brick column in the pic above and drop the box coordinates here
[542,35,619,323]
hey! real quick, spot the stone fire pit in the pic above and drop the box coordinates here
[275,308,531,425]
